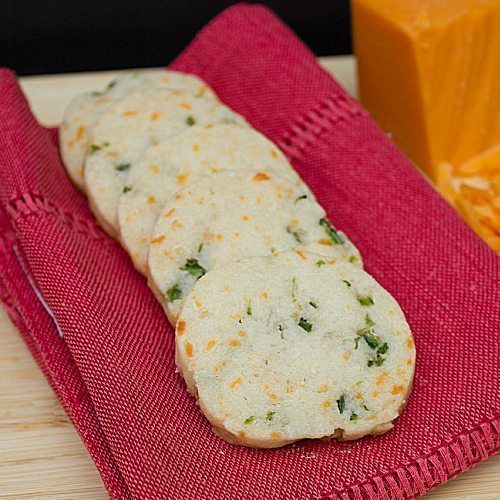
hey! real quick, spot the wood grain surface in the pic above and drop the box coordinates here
[0,57,497,499]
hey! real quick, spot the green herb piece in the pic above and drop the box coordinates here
[365,314,375,327]
[362,333,380,349]
[107,80,117,90]
[286,226,302,243]
[221,117,238,124]
[123,186,132,194]
[356,325,373,337]
[278,324,285,340]
[377,342,389,355]
[357,323,389,365]
[368,356,384,367]
[197,243,203,253]
[298,317,312,332]
[355,316,381,350]
[291,276,298,303]
[309,301,318,309]
[349,255,357,263]
[91,91,103,97]
[166,283,182,302]
[356,319,381,350]
[368,343,390,367]
[294,194,307,203]
[319,217,345,245]
[337,394,346,414]
[350,412,359,421]
[342,279,352,287]
[246,305,252,316]
[115,163,131,172]
[180,258,206,279]
[244,416,255,424]
[89,144,101,154]
[185,115,196,126]
[357,295,374,306]
[316,260,326,267]
[102,141,110,147]
[270,247,276,253]
[363,404,370,411]
[266,411,275,421]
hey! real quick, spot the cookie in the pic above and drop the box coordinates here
[176,251,415,448]
[60,70,216,190]
[147,170,361,323]
[118,124,307,274]
[84,88,247,236]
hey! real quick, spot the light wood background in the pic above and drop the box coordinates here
[0,57,497,499]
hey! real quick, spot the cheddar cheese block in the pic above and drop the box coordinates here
[352,0,500,180]
[118,124,308,275]
[60,70,217,190]
[84,89,247,237]
[176,251,415,448]
[352,0,500,252]
[148,170,362,324]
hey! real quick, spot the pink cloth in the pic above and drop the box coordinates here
[0,4,498,498]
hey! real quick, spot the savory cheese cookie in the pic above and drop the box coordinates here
[60,70,216,190]
[84,89,247,237]
[176,251,416,448]
[119,124,308,275]
[148,170,362,324]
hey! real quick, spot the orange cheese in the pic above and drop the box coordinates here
[352,0,500,251]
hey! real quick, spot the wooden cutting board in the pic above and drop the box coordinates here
[0,57,498,499]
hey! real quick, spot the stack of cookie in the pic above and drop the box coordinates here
[60,70,415,448]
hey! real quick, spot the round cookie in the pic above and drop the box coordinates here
[60,70,217,190]
[176,251,416,448]
[84,88,247,237]
[118,124,308,275]
[148,170,362,324]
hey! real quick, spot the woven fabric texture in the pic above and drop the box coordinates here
[0,4,498,499]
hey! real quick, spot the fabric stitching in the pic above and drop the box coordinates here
[277,95,367,161]
[321,416,499,498]
[6,192,113,244]
[0,290,20,322]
